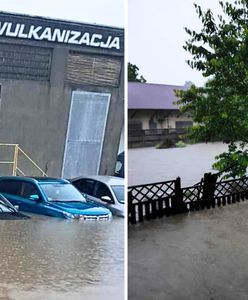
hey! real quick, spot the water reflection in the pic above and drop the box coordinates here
[0,216,124,299]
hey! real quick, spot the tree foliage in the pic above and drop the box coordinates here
[128,62,146,82]
[176,0,248,178]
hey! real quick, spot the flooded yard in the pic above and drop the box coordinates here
[129,201,248,300]
[128,142,228,186]
[128,142,248,299]
[0,216,124,300]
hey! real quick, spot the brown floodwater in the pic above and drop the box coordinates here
[0,215,124,300]
[128,142,228,187]
[128,142,248,299]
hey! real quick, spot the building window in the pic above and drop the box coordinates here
[149,118,157,129]
[175,121,193,129]
[128,120,142,131]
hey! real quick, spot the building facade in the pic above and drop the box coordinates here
[0,12,124,178]
[128,82,193,147]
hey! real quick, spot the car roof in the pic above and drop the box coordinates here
[0,176,69,184]
[30,177,69,183]
[71,175,124,186]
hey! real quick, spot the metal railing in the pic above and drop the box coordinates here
[128,128,186,137]
[0,143,47,177]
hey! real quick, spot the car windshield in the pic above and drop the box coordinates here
[111,185,124,204]
[0,194,15,212]
[40,183,86,202]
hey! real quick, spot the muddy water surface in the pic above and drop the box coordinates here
[0,216,124,300]
[128,142,248,300]
[128,142,228,186]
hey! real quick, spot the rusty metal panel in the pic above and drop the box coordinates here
[62,91,110,178]
[66,52,121,87]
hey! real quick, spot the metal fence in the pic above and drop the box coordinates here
[128,173,248,224]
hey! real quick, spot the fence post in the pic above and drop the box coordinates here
[172,177,188,214]
[128,190,136,224]
[202,173,217,208]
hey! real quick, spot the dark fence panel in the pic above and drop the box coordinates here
[128,174,248,224]
[128,179,176,224]
[128,177,188,224]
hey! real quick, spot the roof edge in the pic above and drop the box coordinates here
[0,10,124,31]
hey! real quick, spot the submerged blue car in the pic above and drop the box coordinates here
[0,177,112,220]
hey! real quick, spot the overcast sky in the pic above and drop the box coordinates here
[128,0,226,86]
[0,0,124,27]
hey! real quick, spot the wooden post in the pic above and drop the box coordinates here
[172,177,188,214]
[128,191,136,224]
[202,173,217,208]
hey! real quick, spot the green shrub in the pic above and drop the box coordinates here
[176,140,187,148]
[156,139,174,149]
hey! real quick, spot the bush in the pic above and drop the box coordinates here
[176,140,187,148]
[156,139,174,149]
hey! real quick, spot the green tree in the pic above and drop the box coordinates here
[176,0,248,178]
[128,62,146,82]
[184,81,194,88]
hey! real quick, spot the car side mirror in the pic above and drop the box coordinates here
[29,194,40,202]
[101,196,112,203]
[14,205,19,212]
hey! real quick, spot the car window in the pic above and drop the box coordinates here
[40,183,86,202]
[95,182,114,202]
[111,185,124,204]
[0,180,22,196]
[21,182,40,199]
[73,179,96,195]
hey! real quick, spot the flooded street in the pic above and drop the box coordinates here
[128,142,228,186]
[0,216,124,300]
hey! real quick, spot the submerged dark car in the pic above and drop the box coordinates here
[0,177,112,220]
[115,151,124,178]
[0,193,29,220]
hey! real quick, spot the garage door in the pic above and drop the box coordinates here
[62,91,110,178]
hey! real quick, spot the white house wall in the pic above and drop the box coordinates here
[128,109,192,130]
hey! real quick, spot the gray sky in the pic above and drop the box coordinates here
[0,0,124,27]
[128,0,224,86]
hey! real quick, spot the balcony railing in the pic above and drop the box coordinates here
[129,128,186,136]
[128,128,187,146]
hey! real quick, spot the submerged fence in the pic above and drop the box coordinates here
[128,173,248,224]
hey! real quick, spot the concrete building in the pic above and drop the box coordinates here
[0,11,124,178]
[128,82,193,147]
